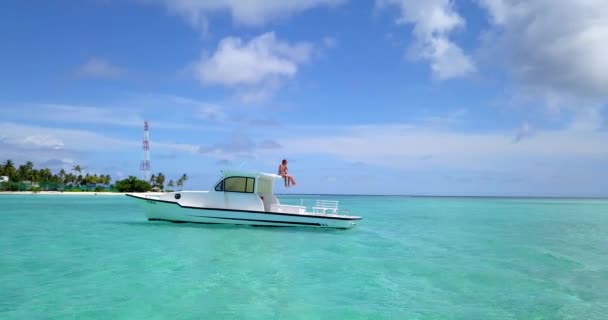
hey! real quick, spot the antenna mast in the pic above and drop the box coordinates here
[140,120,150,181]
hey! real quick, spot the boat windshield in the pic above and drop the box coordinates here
[215,176,255,193]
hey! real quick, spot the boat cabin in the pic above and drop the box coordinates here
[141,169,345,217]
[163,170,306,214]
[211,170,284,212]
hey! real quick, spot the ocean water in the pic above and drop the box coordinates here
[1,195,607,319]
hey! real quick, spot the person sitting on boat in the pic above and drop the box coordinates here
[278,159,297,187]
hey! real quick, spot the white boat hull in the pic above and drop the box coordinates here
[127,194,360,229]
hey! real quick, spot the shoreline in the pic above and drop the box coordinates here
[0,191,165,196]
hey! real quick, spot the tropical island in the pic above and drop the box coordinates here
[0,159,187,193]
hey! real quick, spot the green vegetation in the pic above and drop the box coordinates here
[0,159,114,192]
[1,182,20,191]
[177,174,188,190]
[148,173,188,191]
[114,176,152,192]
[0,159,188,193]
[149,172,166,190]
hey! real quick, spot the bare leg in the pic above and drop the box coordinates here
[289,176,297,186]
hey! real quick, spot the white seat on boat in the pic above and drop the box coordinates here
[312,200,339,214]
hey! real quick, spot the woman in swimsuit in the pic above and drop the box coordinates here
[278,159,297,187]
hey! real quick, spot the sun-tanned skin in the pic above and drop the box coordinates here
[278,159,297,188]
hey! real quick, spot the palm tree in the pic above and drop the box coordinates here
[150,174,156,187]
[31,169,40,183]
[3,160,14,171]
[58,169,66,184]
[156,172,165,190]
[39,168,53,182]
[17,161,34,182]
[97,174,111,186]
[44,169,52,181]
[3,160,17,181]
[72,165,82,176]
[65,173,75,186]
[168,179,174,189]
[24,161,35,181]
[36,168,51,190]
[176,174,188,191]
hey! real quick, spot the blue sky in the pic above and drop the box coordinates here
[1,0,607,196]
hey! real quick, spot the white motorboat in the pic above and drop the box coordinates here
[127,170,361,229]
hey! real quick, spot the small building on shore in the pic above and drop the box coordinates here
[0,176,8,183]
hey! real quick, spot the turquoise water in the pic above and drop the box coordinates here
[1,195,607,319]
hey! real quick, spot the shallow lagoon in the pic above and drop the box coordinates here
[1,195,607,319]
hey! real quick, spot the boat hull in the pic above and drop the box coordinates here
[128,194,360,229]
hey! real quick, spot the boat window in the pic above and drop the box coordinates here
[245,178,254,193]
[215,180,224,191]
[222,177,255,193]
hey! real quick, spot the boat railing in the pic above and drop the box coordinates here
[312,200,339,214]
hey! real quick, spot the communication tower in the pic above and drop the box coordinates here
[140,120,150,181]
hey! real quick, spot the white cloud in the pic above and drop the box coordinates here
[1,102,212,130]
[26,104,143,127]
[197,132,284,161]
[378,0,475,79]
[1,132,65,150]
[193,32,314,102]
[174,98,280,125]
[476,0,608,106]
[0,121,207,179]
[377,0,608,110]
[0,122,132,173]
[0,122,135,152]
[154,141,201,154]
[157,0,343,30]
[276,122,608,171]
[569,107,604,132]
[0,122,204,157]
[75,58,123,78]
[195,32,312,86]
